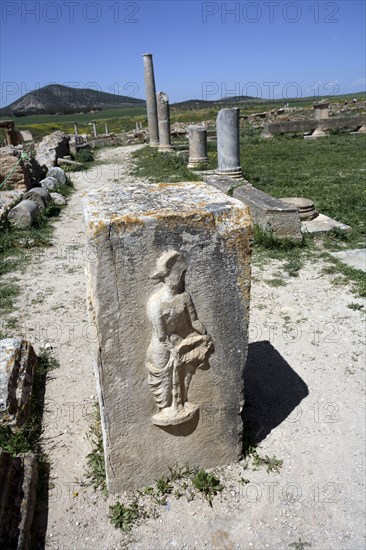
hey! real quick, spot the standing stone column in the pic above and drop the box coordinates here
[92,122,97,138]
[143,53,159,147]
[187,125,208,169]
[157,92,173,152]
[313,103,329,120]
[104,123,109,135]
[74,122,78,135]
[83,181,253,492]
[216,108,243,179]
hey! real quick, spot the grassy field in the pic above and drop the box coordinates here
[2,91,364,142]
[131,131,366,295]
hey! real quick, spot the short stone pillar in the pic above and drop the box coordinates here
[313,103,329,120]
[187,125,208,169]
[157,92,173,152]
[104,123,109,135]
[74,122,78,135]
[83,181,253,492]
[92,122,97,138]
[216,108,243,179]
[143,53,159,147]
[135,121,139,132]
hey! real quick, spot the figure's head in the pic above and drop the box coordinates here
[151,250,187,290]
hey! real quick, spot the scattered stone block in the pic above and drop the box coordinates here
[233,185,302,241]
[0,190,22,222]
[83,181,253,492]
[23,188,52,210]
[50,192,66,206]
[204,174,247,195]
[35,131,70,170]
[19,130,34,142]
[46,166,66,185]
[39,176,58,191]
[0,449,38,550]
[0,338,37,428]
[301,213,352,234]
[331,249,366,273]
[7,200,40,229]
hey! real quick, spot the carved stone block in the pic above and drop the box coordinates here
[83,181,253,492]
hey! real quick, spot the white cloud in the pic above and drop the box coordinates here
[350,77,366,88]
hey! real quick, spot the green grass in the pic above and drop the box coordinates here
[85,404,107,495]
[110,500,145,532]
[130,146,200,183]
[192,469,223,507]
[241,132,366,246]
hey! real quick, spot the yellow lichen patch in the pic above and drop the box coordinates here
[88,219,108,239]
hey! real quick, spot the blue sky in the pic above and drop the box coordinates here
[0,0,365,106]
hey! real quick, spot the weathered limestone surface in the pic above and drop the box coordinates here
[50,192,66,206]
[24,187,52,210]
[83,182,253,492]
[0,449,38,550]
[233,185,302,241]
[40,176,58,191]
[0,338,37,428]
[35,131,70,170]
[0,190,22,222]
[47,167,66,185]
[7,200,40,229]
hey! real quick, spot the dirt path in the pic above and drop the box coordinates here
[7,145,365,549]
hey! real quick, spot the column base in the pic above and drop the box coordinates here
[216,168,243,180]
[187,157,209,169]
[158,145,174,152]
[149,141,159,147]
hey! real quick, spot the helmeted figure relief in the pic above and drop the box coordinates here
[146,251,214,426]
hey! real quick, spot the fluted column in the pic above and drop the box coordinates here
[143,53,159,147]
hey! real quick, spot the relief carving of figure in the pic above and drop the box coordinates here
[146,251,214,426]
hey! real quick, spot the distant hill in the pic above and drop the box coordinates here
[0,84,145,116]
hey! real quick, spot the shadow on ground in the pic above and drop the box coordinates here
[243,341,309,446]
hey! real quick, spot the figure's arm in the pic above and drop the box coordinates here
[147,297,167,343]
[185,292,206,335]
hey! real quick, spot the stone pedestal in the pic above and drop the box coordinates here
[83,181,253,492]
[143,53,159,147]
[216,108,243,179]
[313,103,329,120]
[188,125,208,169]
[157,92,173,152]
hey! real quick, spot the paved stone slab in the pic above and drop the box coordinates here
[301,213,351,234]
[331,249,366,272]
[83,181,253,492]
